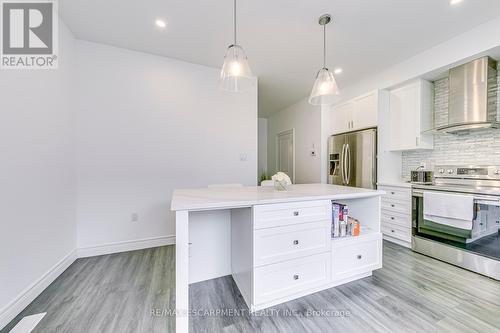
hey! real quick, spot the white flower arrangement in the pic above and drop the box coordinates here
[271,172,292,191]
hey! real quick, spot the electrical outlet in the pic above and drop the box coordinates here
[131,212,139,222]
[239,153,247,161]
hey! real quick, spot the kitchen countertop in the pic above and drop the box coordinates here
[377,181,412,188]
[171,183,385,211]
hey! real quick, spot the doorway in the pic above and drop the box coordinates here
[276,129,295,183]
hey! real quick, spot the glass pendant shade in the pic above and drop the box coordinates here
[308,67,339,105]
[219,44,253,92]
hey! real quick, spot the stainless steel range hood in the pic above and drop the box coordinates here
[435,57,499,133]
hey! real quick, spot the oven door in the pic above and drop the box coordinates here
[412,189,500,243]
[412,191,472,243]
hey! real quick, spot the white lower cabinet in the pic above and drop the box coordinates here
[382,223,411,243]
[253,200,331,229]
[378,184,412,247]
[240,199,383,311]
[332,233,382,281]
[253,252,331,305]
[254,221,331,266]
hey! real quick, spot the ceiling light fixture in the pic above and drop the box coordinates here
[449,0,463,5]
[334,68,343,74]
[219,0,253,92]
[155,19,167,29]
[309,14,339,106]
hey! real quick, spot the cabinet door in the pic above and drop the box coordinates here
[389,83,419,150]
[330,102,353,134]
[352,92,378,130]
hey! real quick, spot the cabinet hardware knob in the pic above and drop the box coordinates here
[390,217,395,220]
[391,229,395,233]
[391,192,395,195]
[357,255,362,259]
[293,240,299,245]
[293,274,299,280]
[391,204,395,207]
[293,211,299,216]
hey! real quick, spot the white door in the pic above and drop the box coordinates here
[276,129,294,182]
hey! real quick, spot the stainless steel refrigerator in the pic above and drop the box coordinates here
[328,128,377,189]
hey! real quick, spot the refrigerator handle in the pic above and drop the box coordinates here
[342,143,347,185]
[346,143,351,185]
[341,143,346,185]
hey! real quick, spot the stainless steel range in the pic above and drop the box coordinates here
[412,165,500,280]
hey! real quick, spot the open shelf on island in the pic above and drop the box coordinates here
[331,196,381,240]
[331,226,380,243]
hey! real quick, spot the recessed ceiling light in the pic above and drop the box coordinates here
[155,19,167,29]
[334,68,343,74]
[450,0,463,5]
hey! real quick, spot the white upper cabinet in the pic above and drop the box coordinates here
[389,79,434,151]
[330,102,354,134]
[329,90,379,135]
[352,92,378,130]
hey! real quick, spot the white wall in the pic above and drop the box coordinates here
[75,41,258,255]
[267,98,322,184]
[0,23,77,328]
[258,118,268,176]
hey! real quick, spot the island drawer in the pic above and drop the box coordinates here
[253,200,331,229]
[253,252,331,305]
[254,221,331,266]
[332,234,382,281]
[378,185,411,203]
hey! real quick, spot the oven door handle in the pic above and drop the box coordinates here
[412,189,500,203]
[475,199,500,206]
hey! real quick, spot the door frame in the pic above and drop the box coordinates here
[275,128,295,183]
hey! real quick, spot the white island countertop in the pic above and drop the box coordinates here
[171,183,385,211]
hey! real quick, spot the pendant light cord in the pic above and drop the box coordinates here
[323,23,326,69]
[233,0,237,45]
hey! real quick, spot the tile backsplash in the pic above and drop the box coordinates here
[401,73,500,179]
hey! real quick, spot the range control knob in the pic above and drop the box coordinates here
[447,169,454,174]
[439,169,445,174]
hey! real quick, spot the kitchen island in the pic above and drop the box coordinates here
[171,184,384,332]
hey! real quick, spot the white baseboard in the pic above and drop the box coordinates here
[77,235,176,258]
[0,250,77,331]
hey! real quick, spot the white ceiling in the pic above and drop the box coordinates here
[60,0,500,116]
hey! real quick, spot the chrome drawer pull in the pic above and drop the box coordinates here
[293,274,299,280]
[293,211,299,216]
[357,255,362,259]
[293,240,299,245]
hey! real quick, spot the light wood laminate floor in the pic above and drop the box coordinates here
[3,241,500,332]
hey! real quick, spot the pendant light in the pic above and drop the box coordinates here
[309,14,339,106]
[219,0,253,92]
